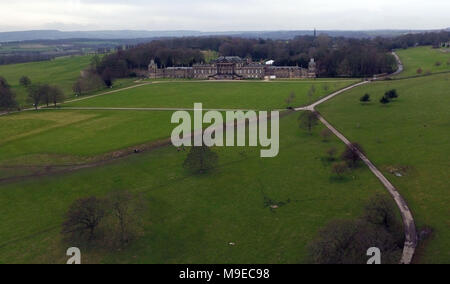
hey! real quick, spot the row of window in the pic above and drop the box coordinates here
[192,68,264,75]
[237,69,264,74]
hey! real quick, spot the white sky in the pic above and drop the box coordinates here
[0,0,449,32]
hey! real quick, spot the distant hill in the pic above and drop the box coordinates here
[0,29,448,42]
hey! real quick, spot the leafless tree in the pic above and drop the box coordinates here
[341,142,365,168]
[285,91,296,108]
[106,190,146,245]
[298,111,319,134]
[321,129,333,142]
[332,162,347,177]
[62,197,106,242]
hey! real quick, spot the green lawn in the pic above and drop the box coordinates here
[317,73,450,263]
[0,110,178,168]
[64,80,358,110]
[0,114,390,264]
[395,46,450,78]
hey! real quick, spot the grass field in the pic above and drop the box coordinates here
[395,46,450,77]
[317,73,450,263]
[0,44,448,264]
[64,80,358,110]
[0,110,178,169]
[0,113,390,264]
[0,55,94,106]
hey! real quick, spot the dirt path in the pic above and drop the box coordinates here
[295,52,417,264]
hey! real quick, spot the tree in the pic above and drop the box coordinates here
[380,96,390,105]
[341,142,365,168]
[0,78,18,112]
[90,55,102,70]
[332,162,347,177]
[0,76,10,89]
[385,89,398,99]
[321,129,332,142]
[73,71,105,96]
[101,68,114,87]
[285,92,296,108]
[73,80,83,96]
[48,86,65,107]
[19,76,32,88]
[363,194,404,246]
[62,197,106,242]
[308,194,404,264]
[39,84,52,107]
[308,219,402,264]
[183,144,218,174]
[360,93,371,103]
[27,84,45,109]
[326,147,338,161]
[307,85,316,103]
[106,190,145,245]
[298,111,319,134]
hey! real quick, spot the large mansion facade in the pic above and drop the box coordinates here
[148,56,317,80]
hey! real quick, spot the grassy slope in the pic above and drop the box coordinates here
[64,80,358,110]
[0,114,389,264]
[317,73,450,263]
[395,46,450,78]
[0,55,94,106]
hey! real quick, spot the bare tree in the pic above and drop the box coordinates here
[62,197,106,242]
[0,77,17,112]
[298,111,319,134]
[326,147,338,161]
[48,86,65,107]
[106,190,145,245]
[308,219,401,264]
[183,144,219,174]
[341,142,365,168]
[19,76,32,88]
[307,85,316,103]
[285,91,296,108]
[321,129,332,142]
[332,162,347,177]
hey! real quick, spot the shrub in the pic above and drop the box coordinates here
[380,96,390,105]
[360,93,371,103]
[385,89,398,99]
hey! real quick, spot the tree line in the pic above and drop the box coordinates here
[88,31,449,85]
[0,76,65,111]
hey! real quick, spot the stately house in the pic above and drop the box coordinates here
[148,56,316,80]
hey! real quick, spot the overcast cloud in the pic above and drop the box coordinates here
[0,0,449,32]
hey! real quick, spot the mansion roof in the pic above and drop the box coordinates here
[213,56,244,63]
